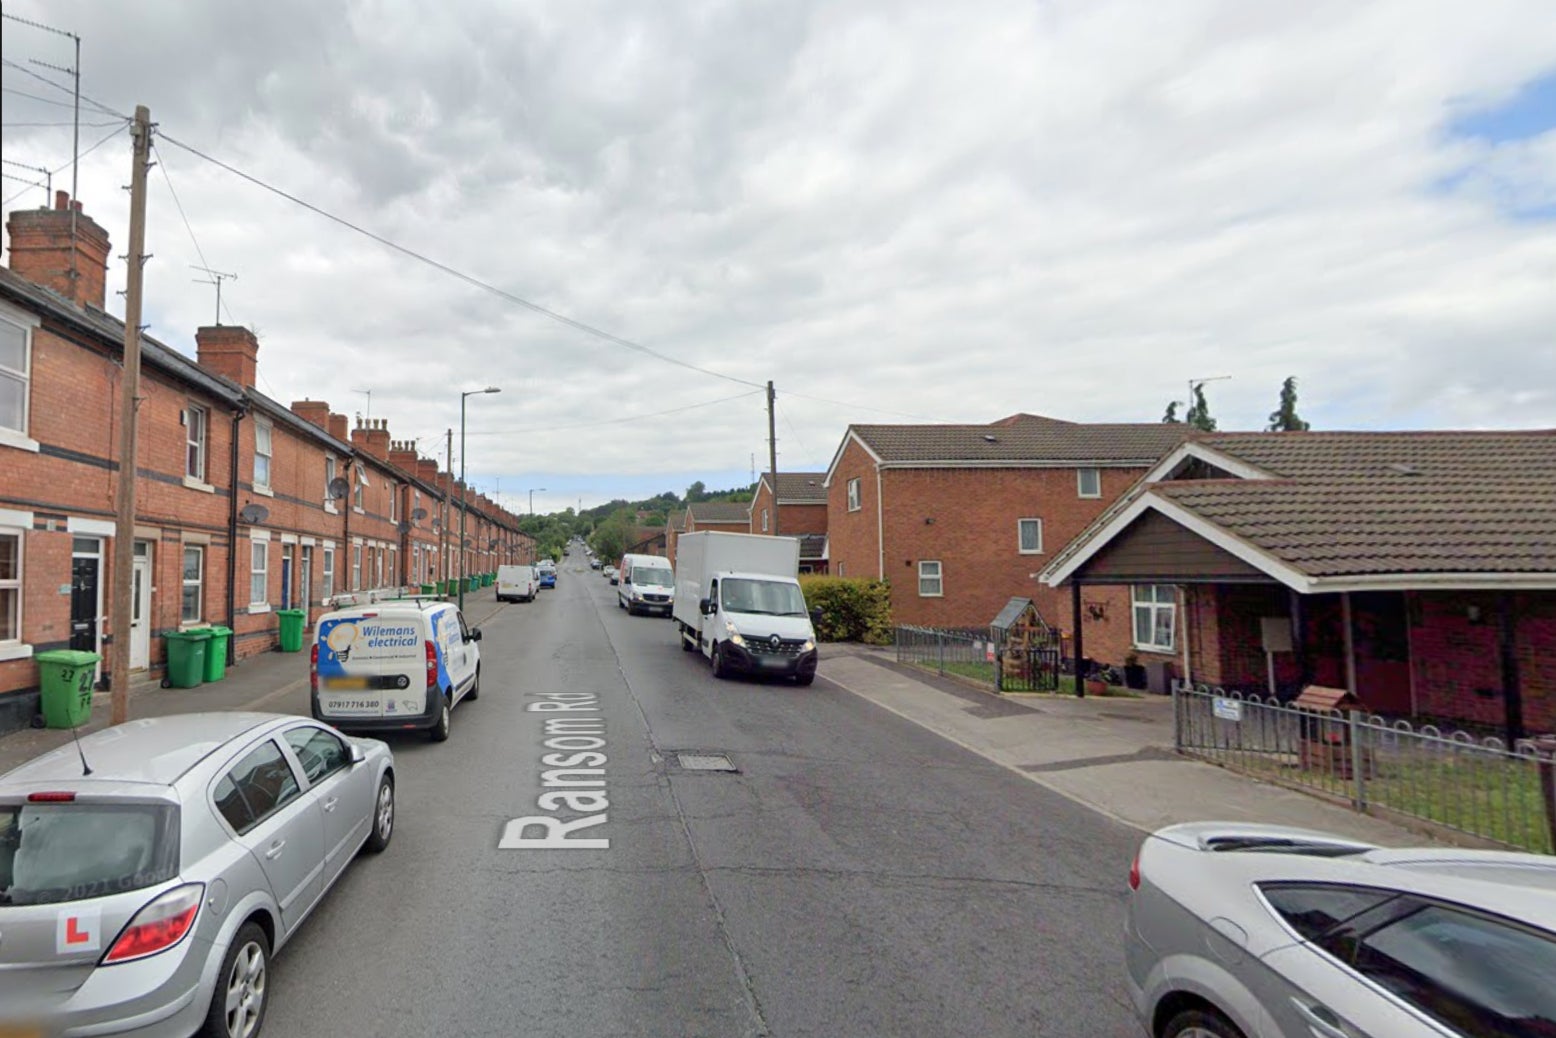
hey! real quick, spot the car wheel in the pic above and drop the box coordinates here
[795,673,815,687]
[364,774,394,853]
[711,642,730,679]
[199,921,269,1038]
[1162,1008,1246,1038]
[429,694,451,742]
[466,664,480,701]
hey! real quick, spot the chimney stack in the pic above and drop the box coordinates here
[327,413,349,442]
[290,399,331,430]
[350,416,391,461]
[196,325,260,388]
[5,191,112,309]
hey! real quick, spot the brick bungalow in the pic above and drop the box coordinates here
[823,413,1189,667]
[749,471,829,573]
[1043,432,1556,739]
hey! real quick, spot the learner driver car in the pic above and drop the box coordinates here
[0,712,395,1038]
[1125,821,1556,1038]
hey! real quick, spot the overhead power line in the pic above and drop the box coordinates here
[464,389,763,437]
[0,57,125,119]
[154,131,765,391]
[0,121,126,207]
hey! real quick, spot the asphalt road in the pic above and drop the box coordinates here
[262,561,1144,1038]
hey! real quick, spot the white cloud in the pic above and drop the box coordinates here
[3,0,1554,508]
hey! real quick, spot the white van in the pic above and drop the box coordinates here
[618,553,675,616]
[496,564,539,603]
[310,598,482,742]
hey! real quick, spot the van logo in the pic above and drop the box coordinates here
[770,634,781,649]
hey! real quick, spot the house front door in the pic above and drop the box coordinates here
[130,541,152,671]
[1352,591,1411,715]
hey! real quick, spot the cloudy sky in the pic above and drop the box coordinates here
[3,0,1553,514]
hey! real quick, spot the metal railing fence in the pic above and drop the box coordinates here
[1173,682,1556,854]
[893,626,1061,692]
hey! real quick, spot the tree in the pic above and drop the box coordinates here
[1266,376,1310,432]
[685,481,707,503]
[1184,383,1218,432]
[1162,400,1181,424]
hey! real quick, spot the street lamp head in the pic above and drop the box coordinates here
[483,386,501,394]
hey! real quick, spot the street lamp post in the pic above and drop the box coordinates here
[459,386,501,610]
[528,487,547,515]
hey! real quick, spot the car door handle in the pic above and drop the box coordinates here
[1291,999,1349,1038]
[322,796,338,812]
[263,839,286,860]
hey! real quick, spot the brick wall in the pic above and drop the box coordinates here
[824,438,880,581]
[1410,591,1555,734]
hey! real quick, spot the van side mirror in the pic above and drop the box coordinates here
[470,628,483,642]
[699,597,714,615]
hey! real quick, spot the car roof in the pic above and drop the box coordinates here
[1150,822,1556,928]
[0,712,286,788]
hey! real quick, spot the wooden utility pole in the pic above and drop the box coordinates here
[766,380,779,536]
[111,105,151,725]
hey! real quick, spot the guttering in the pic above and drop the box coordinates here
[225,404,248,663]
[875,466,885,580]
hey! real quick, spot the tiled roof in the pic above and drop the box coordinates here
[773,472,827,503]
[687,501,751,524]
[795,533,827,559]
[666,510,686,532]
[852,413,1190,465]
[1158,432,1556,577]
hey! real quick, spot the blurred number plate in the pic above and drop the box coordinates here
[324,676,368,690]
[759,657,788,668]
[1213,697,1243,722]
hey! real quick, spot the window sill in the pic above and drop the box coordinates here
[324,503,338,515]
[352,507,365,515]
[183,476,216,494]
[1018,549,1045,556]
[1077,493,1102,500]
[252,485,274,497]
[248,603,272,615]
[918,591,943,598]
[0,429,40,454]
[0,642,35,662]
[1132,642,1175,654]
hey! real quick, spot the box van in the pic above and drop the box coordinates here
[496,564,539,602]
[311,598,482,742]
[673,532,817,685]
[618,553,675,616]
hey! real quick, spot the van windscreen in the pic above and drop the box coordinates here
[633,566,673,586]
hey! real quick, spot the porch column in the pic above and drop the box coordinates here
[1341,591,1357,696]
[1500,592,1525,744]
[1071,580,1084,698]
[1289,589,1309,691]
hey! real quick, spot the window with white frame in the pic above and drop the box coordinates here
[253,418,273,490]
[0,530,21,643]
[352,545,362,590]
[181,546,203,623]
[185,404,208,480]
[1017,518,1044,554]
[321,547,335,599]
[354,466,366,510]
[0,314,31,438]
[761,507,769,532]
[836,561,844,577]
[846,478,861,511]
[918,560,942,597]
[1077,467,1101,498]
[388,483,397,523]
[1132,584,1177,652]
[250,540,269,606]
[324,454,337,506]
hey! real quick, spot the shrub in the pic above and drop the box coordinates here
[800,576,892,644]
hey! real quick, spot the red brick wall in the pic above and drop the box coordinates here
[824,438,880,581]
[1410,591,1555,734]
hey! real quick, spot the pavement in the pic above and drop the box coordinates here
[0,593,1436,849]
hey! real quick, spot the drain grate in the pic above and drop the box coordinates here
[677,752,737,772]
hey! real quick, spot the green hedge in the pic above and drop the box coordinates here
[800,576,892,644]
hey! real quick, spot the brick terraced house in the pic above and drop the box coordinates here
[0,193,532,734]
[1044,432,1556,738]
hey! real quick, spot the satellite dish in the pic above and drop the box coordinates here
[431,518,442,530]
[238,503,270,524]
[412,508,428,520]
[397,521,412,534]
[327,477,350,500]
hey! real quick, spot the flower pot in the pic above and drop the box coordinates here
[1085,678,1108,696]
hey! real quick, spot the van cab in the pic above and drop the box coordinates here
[618,553,675,616]
[311,598,482,742]
[497,564,539,602]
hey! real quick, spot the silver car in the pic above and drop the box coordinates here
[1125,822,1556,1038]
[0,712,395,1037]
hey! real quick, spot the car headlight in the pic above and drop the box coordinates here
[802,638,815,652]
[724,621,744,646]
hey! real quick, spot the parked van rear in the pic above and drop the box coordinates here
[311,599,482,742]
[497,564,538,602]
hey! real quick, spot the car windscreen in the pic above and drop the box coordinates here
[721,578,808,616]
[0,801,180,905]
[633,566,673,586]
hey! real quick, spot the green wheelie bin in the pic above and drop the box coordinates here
[277,609,307,652]
[37,649,99,728]
[162,629,211,689]
[203,625,233,682]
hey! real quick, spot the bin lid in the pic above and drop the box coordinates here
[207,625,234,636]
[277,609,306,618]
[165,629,213,641]
[34,649,101,666]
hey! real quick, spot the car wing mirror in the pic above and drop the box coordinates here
[350,742,367,766]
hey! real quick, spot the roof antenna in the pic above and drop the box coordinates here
[69,719,93,776]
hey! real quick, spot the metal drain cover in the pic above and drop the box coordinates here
[677,752,736,772]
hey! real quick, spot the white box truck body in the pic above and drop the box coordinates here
[673,531,818,685]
